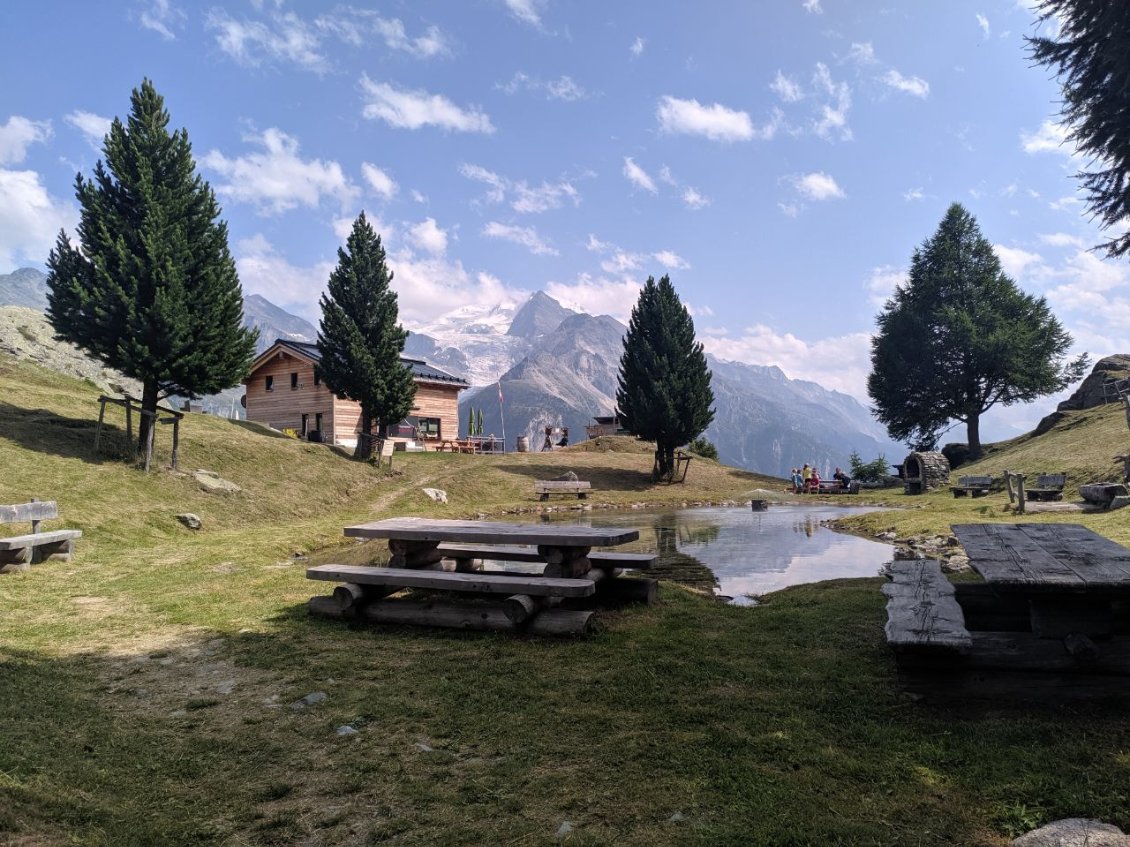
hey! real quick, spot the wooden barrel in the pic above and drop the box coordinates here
[516,435,529,452]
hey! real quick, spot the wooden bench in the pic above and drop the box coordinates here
[1026,472,1067,501]
[307,564,597,597]
[882,559,972,655]
[534,480,592,500]
[817,480,860,495]
[0,500,82,571]
[950,475,993,498]
[434,543,656,572]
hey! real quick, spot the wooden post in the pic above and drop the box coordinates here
[171,417,180,470]
[126,402,133,447]
[1004,470,1016,503]
[29,497,40,535]
[1015,473,1026,514]
[94,398,106,452]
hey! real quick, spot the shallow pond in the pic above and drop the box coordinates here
[535,504,893,603]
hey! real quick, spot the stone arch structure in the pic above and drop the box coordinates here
[902,451,950,494]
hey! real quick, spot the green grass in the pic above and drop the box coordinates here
[2,354,1130,846]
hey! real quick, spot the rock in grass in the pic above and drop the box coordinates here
[291,691,327,710]
[1011,818,1129,846]
[336,725,359,736]
[555,821,574,838]
[422,488,448,504]
[176,513,202,530]
[194,469,241,493]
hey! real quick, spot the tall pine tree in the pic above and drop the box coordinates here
[46,79,256,452]
[317,212,416,460]
[616,275,714,481]
[868,203,1087,458]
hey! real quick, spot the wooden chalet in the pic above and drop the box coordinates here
[244,339,468,448]
[585,414,629,439]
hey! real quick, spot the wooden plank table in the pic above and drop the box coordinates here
[952,523,1130,638]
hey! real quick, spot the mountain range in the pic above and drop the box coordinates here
[0,266,901,475]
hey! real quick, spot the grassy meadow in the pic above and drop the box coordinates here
[2,354,1130,846]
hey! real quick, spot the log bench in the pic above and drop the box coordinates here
[534,480,592,500]
[882,559,972,655]
[434,543,656,573]
[0,500,82,572]
[1025,473,1066,502]
[950,475,993,498]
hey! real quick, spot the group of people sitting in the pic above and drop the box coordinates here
[790,464,851,494]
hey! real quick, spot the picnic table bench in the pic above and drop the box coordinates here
[0,500,82,572]
[884,523,1130,700]
[1025,472,1067,501]
[534,480,592,500]
[308,518,658,635]
[950,475,993,498]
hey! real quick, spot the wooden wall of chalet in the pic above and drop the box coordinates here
[245,351,463,445]
[244,353,339,438]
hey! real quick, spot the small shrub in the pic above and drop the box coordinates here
[688,437,718,461]
[849,450,889,482]
[280,428,299,439]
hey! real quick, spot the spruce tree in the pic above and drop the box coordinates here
[46,79,256,452]
[868,203,1087,458]
[317,212,415,460]
[616,275,715,480]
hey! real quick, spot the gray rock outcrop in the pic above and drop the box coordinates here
[1011,817,1129,847]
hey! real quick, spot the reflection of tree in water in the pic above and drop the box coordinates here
[652,518,719,594]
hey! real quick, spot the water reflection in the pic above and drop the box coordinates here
[541,504,891,604]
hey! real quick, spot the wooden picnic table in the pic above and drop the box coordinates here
[308,518,651,635]
[953,522,1130,638]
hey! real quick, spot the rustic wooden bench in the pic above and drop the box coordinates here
[434,543,656,572]
[950,475,993,498]
[0,500,82,571]
[1026,473,1067,501]
[307,564,597,597]
[882,559,972,655]
[534,480,592,500]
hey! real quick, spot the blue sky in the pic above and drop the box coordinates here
[1,1,1124,441]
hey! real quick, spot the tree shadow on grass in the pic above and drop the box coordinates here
[491,459,658,492]
[0,400,132,466]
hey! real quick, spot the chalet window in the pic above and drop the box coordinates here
[291,372,299,389]
[313,369,321,386]
[416,417,441,438]
[315,413,323,431]
[264,375,273,391]
[301,414,309,436]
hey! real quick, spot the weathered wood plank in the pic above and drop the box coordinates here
[526,609,594,636]
[0,501,59,524]
[533,481,592,491]
[435,543,656,570]
[0,529,82,550]
[306,564,596,597]
[882,560,972,653]
[344,517,637,547]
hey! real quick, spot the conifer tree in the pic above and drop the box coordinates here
[46,79,256,452]
[616,275,715,480]
[868,203,1087,458]
[317,212,415,460]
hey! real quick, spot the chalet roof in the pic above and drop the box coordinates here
[250,338,468,388]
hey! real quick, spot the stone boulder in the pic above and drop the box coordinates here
[422,488,448,504]
[193,470,241,493]
[1011,818,1129,847]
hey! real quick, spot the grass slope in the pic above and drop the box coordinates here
[2,355,1129,846]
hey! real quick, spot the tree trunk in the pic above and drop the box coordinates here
[355,404,374,460]
[966,414,982,460]
[137,378,160,455]
[653,444,675,481]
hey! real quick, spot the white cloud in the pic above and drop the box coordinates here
[201,128,359,215]
[847,42,877,65]
[206,9,328,73]
[866,265,906,307]
[803,0,823,13]
[370,18,450,58]
[361,163,398,200]
[883,69,930,98]
[601,250,642,274]
[976,13,991,37]
[586,233,614,253]
[0,168,77,272]
[359,76,495,133]
[770,71,803,103]
[408,217,448,255]
[654,250,689,270]
[1049,194,1085,212]
[656,95,756,142]
[392,255,526,328]
[630,36,645,57]
[623,157,657,194]
[994,244,1044,278]
[512,179,579,213]
[234,234,334,323]
[1021,120,1070,155]
[498,72,588,101]
[545,274,643,323]
[904,187,925,201]
[659,165,677,186]
[812,63,852,140]
[683,187,710,209]
[778,202,800,218]
[1039,232,1086,248]
[483,221,558,255]
[794,171,845,201]
[703,325,874,400]
[139,0,186,40]
[64,111,112,150]
[0,116,52,165]
[503,0,544,27]
[459,163,508,204]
